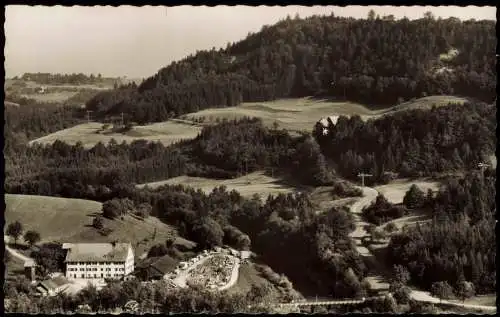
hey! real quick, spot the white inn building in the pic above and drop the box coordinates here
[63,243,134,280]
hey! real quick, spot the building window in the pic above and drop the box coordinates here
[81,274,84,278]
[101,273,103,278]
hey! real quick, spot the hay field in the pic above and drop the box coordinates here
[20,91,80,103]
[28,121,202,149]
[374,179,442,204]
[5,194,103,243]
[4,194,195,256]
[183,98,375,131]
[384,95,467,113]
[183,96,467,132]
[136,171,298,200]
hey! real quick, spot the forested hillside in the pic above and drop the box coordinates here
[5,117,336,199]
[4,100,83,154]
[314,101,496,183]
[388,171,496,295]
[86,14,495,124]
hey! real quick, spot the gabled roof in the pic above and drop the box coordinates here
[318,115,340,127]
[39,276,71,291]
[64,243,132,263]
[137,255,177,275]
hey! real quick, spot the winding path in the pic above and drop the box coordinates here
[345,187,497,312]
[4,235,35,264]
[276,187,496,312]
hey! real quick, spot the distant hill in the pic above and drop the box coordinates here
[86,15,495,125]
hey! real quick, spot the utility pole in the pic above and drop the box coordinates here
[86,110,93,123]
[358,172,373,187]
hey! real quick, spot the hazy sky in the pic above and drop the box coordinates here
[5,5,496,79]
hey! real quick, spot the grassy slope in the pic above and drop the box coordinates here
[4,254,25,280]
[373,178,442,204]
[26,95,466,148]
[28,121,202,149]
[184,95,467,132]
[136,171,300,200]
[4,194,195,258]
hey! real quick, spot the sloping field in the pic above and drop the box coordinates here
[20,91,79,103]
[183,98,375,131]
[136,171,298,200]
[183,96,467,131]
[28,121,202,149]
[373,179,442,204]
[5,194,103,243]
[384,95,467,114]
[4,251,25,279]
[4,194,195,256]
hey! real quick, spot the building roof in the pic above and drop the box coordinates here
[64,243,132,263]
[39,276,71,291]
[318,115,340,127]
[137,255,178,275]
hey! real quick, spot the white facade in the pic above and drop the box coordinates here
[65,244,134,280]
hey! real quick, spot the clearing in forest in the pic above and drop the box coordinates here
[28,121,202,149]
[373,178,442,205]
[183,95,467,132]
[136,171,298,200]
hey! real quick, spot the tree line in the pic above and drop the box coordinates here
[85,14,495,125]
[18,72,118,85]
[314,101,495,183]
[5,117,350,200]
[4,276,278,314]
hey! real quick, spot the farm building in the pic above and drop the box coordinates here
[135,255,178,280]
[36,276,71,297]
[318,115,340,128]
[63,242,134,280]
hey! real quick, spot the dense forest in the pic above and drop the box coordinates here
[388,171,496,295]
[4,101,84,155]
[314,101,496,183]
[85,14,495,124]
[4,277,277,314]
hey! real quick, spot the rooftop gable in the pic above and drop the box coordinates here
[64,243,132,263]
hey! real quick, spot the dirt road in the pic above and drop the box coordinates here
[347,188,496,312]
[4,236,34,264]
